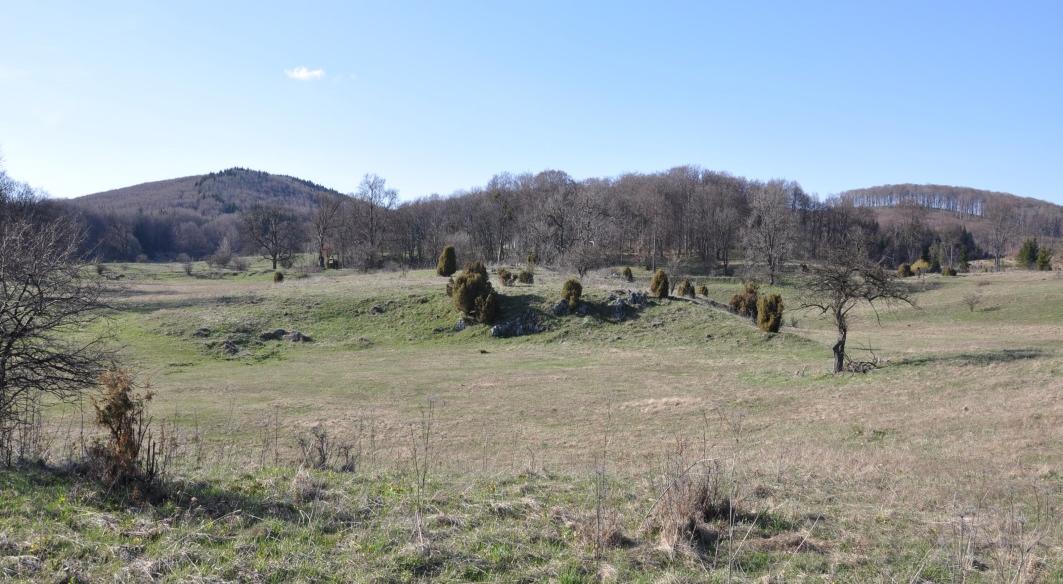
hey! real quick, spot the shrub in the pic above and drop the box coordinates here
[1037,247,1053,271]
[527,252,539,266]
[650,269,669,299]
[897,263,913,278]
[697,284,709,296]
[273,271,285,283]
[209,238,234,269]
[676,279,695,298]
[756,293,784,333]
[452,262,498,324]
[90,368,156,485]
[962,292,982,312]
[230,257,250,272]
[621,266,634,282]
[181,261,194,277]
[562,279,583,310]
[729,282,759,318]
[437,246,457,277]
[497,267,515,286]
[1017,238,1039,269]
[517,269,534,284]
[941,267,957,276]
[911,259,931,274]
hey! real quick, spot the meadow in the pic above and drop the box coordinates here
[2,260,1061,582]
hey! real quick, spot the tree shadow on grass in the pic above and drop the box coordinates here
[896,348,1046,367]
[498,290,547,319]
[0,463,357,528]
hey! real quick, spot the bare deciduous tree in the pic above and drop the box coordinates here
[985,199,1017,272]
[743,181,796,285]
[243,204,301,270]
[311,193,345,269]
[354,174,398,267]
[0,218,111,462]
[798,245,914,373]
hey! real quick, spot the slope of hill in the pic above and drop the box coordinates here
[73,167,341,218]
[839,183,1063,240]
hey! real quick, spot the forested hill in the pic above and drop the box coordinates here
[64,168,343,261]
[74,167,340,218]
[839,183,1061,217]
[40,164,1063,264]
[838,183,1063,241]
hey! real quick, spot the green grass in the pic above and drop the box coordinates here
[4,261,1062,581]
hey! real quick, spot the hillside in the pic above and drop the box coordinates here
[72,167,340,218]
[839,183,1063,241]
[60,168,1063,265]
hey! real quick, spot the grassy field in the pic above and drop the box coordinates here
[2,260,1061,582]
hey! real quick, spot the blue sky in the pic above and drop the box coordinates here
[2,1,1062,203]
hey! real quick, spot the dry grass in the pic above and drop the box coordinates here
[8,260,1060,580]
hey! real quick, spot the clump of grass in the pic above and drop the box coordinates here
[697,284,709,296]
[645,459,731,554]
[273,271,285,283]
[518,269,534,284]
[622,267,634,282]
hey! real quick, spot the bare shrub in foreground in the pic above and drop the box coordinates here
[89,368,157,485]
[0,218,111,465]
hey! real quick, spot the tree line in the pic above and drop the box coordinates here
[7,165,1058,274]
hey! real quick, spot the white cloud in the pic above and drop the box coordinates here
[285,66,325,81]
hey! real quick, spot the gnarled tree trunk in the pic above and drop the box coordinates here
[833,312,848,373]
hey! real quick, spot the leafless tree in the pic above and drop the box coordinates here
[311,193,346,269]
[0,217,111,462]
[743,181,796,285]
[962,292,982,312]
[985,199,1017,271]
[798,244,914,373]
[242,204,301,270]
[354,174,398,267]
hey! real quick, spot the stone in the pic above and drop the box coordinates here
[490,310,546,338]
[259,329,287,341]
[192,327,211,338]
[221,340,240,355]
[283,331,312,343]
[369,304,386,314]
[454,318,467,332]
